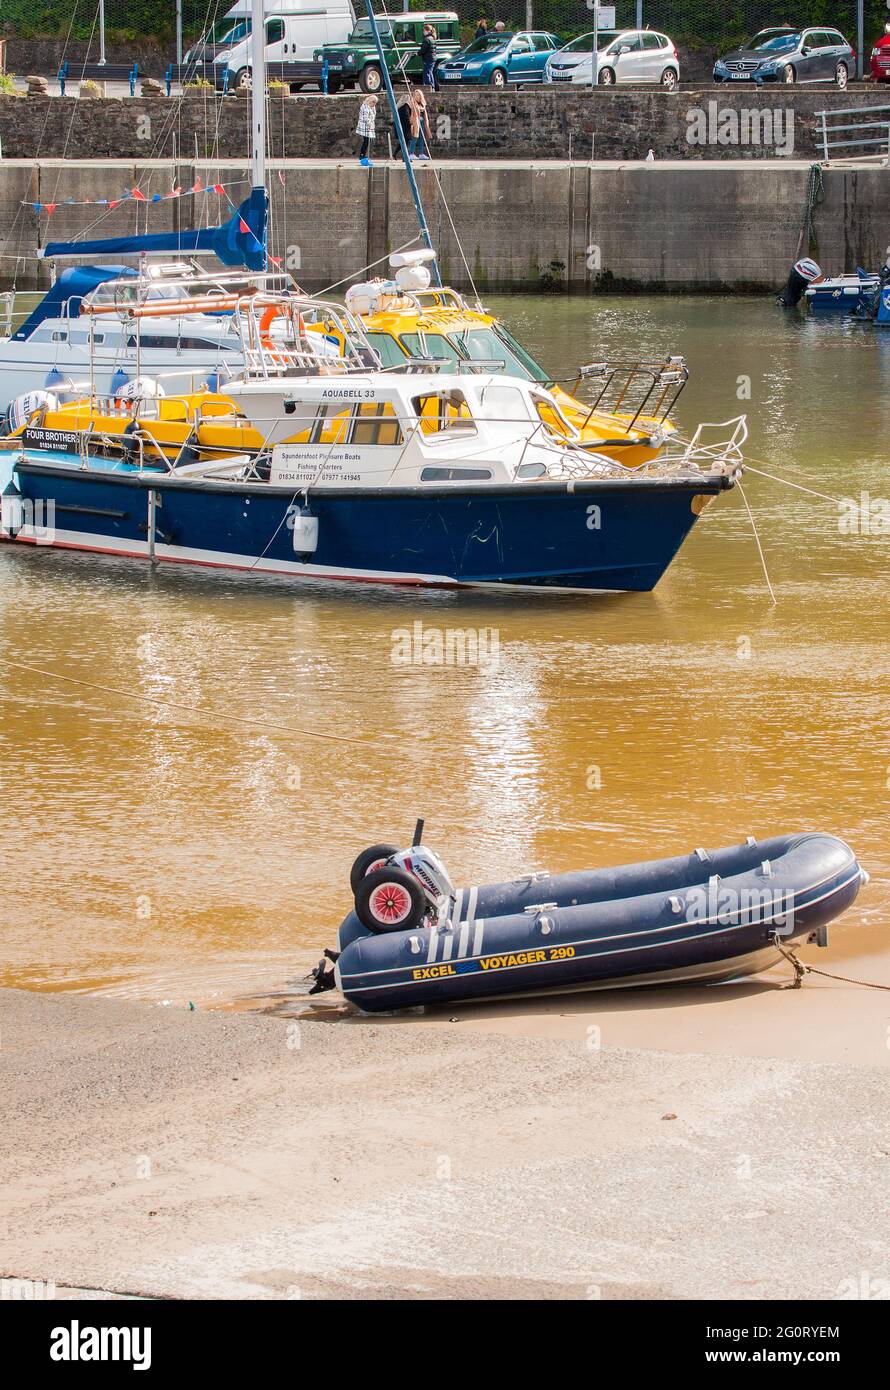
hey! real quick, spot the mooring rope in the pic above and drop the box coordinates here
[0,655,398,745]
[772,933,890,991]
[795,162,825,260]
[736,478,777,605]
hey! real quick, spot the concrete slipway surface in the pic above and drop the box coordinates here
[1,986,889,1300]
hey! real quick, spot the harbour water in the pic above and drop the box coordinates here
[1,294,889,1008]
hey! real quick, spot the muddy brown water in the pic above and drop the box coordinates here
[1,294,888,1027]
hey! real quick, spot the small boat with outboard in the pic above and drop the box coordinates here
[310,822,866,1012]
[778,254,890,320]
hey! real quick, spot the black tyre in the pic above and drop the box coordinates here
[327,77,342,93]
[835,62,848,90]
[599,67,616,86]
[660,67,678,91]
[234,67,251,91]
[349,842,398,895]
[782,64,796,84]
[489,68,507,87]
[360,64,382,93]
[355,867,426,933]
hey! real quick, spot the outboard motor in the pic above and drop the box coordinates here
[4,389,58,436]
[777,257,822,307]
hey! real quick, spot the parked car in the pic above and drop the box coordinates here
[190,0,355,90]
[870,23,890,82]
[546,28,679,88]
[314,10,460,92]
[714,26,854,87]
[437,30,562,87]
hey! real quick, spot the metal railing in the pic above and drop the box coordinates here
[816,104,890,163]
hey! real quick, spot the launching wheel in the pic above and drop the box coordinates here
[349,842,398,894]
[355,868,426,933]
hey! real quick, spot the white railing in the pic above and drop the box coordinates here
[816,104,890,163]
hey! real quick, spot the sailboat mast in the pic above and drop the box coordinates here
[251,0,267,193]
[363,1,441,287]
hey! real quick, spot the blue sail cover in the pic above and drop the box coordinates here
[39,189,268,272]
[12,265,138,342]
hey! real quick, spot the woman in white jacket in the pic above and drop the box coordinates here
[356,94,378,168]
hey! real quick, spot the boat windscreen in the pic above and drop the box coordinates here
[449,325,549,383]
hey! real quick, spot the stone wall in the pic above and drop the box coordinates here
[3,157,888,294]
[0,87,884,163]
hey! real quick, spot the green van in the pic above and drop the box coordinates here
[314,11,461,92]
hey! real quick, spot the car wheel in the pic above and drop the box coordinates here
[489,68,507,87]
[234,68,251,91]
[360,64,382,93]
[599,67,616,86]
[326,77,341,94]
[660,67,678,91]
[835,62,848,90]
[782,64,796,84]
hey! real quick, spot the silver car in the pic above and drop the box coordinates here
[545,28,680,88]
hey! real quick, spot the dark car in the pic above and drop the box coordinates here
[714,26,854,87]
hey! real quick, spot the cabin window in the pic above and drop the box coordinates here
[365,332,408,368]
[480,383,531,422]
[51,330,68,342]
[400,332,460,370]
[534,397,573,439]
[421,467,492,481]
[349,402,404,447]
[308,402,351,446]
[411,390,476,438]
[266,18,284,43]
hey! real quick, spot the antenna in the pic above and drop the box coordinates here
[413,818,425,846]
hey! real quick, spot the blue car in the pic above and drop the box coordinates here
[437,30,562,86]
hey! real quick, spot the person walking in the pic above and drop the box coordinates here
[356,93,378,167]
[420,24,437,89]
[408,85,432,162]
[397,91,413,153]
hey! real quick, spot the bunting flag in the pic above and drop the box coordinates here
[24,179,248,214]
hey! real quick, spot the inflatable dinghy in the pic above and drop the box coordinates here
[316,828,865,1013]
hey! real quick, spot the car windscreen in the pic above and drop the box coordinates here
[464,35,513,54]
[743,31,799,53]
[561,31,617,54]
[350,17,393,41]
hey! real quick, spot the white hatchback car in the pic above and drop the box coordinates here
[546,28,680,88]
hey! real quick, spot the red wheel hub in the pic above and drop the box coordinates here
[369,882,411,924]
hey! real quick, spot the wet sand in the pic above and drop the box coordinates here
[2,984,889,1301]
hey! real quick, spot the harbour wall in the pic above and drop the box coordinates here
[0,88,886,163]
[3,158,889,294]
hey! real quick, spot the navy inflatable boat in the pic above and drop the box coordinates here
[331,833,865,1013]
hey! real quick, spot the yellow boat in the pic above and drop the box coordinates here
[324,283,688,466]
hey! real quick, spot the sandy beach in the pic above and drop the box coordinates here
[2,979,889,1301]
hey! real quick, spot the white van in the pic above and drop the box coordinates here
[187,1,355,88]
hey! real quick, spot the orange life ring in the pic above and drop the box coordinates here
[259,303,305,360]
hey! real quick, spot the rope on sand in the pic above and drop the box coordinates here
[772,933,890,992]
